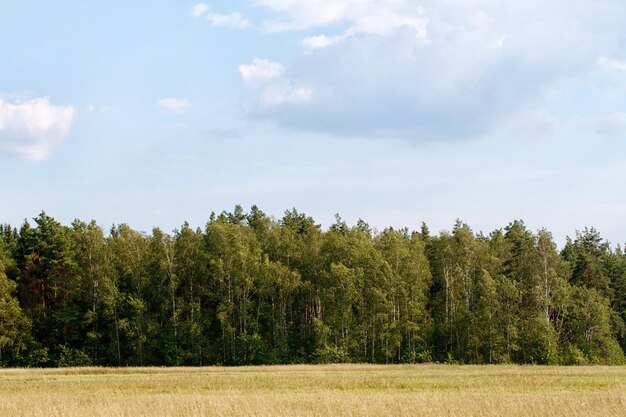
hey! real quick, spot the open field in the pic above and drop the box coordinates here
[0,365,625,417]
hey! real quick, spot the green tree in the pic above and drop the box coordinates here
[503,221,559,364]
[375,228,432,362]
[606,246,626,351]
[563,228,612,297]
[71,220,116,364]
[16,212,80,364]
[206,218,266,364]
[562,286,625,364]
[174,222,209,365]
[109,224,149,365]
[144,227,179,365]
[0,259,31,364]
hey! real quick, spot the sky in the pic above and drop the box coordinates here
[1,0,626,245]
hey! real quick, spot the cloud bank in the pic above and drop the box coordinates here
[236,0,626,140]
[0,97,75,160]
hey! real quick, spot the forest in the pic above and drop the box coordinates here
[0,206,625,367]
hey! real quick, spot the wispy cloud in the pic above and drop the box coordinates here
[260,82,313,107]
[0,97,75,160]
[239,58,284,85]
[190,3,209,18]
[259,0,428,39]
[301,34,343,49]
[155,98,192,114]
[598,56,626,72]
[207,12,252,29]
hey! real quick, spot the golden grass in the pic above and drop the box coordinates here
[0,364,625,416]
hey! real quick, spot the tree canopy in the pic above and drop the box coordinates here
[0,209,624,367]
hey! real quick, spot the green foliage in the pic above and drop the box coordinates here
[1,208,625,366]
[0,259,31,364]
[562,286,625,364]
[21,347,49,368]
[57,345,92,367]
[560,345,588,365]
[315,344,351,363]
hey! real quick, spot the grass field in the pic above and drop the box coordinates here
[0,365,625,416]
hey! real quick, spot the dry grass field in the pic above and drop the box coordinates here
[0,364,625,417]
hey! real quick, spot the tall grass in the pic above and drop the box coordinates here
[1,365,624,416]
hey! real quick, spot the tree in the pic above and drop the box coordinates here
[563,286,625,364]
[503,221,559,364]
[429,222,492,362]
[71,220,116,364]
[563,228,612,298]
[108,224,149,365]
[205,218,266,364]
[375,228,432,362]
[0,209,624,366]
[174,222,208,365]
[258,257,301,362]
[16,212,80,364]
[144,227,179,365]
[0,259,31,364]
[606,246,626,351]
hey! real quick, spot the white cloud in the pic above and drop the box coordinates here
[489,35,507,49]
[260,82,313,107]
[155,98,192,114]
[238,58,284,85]
[598,56,626,72]
[0,91,34,101]
[301,34,343,49]
[190,3,209,18]
[207,12,252,29]
[260,1,348,32]
[259,0,428,39]
[240,0,626,139]
[0,97,75,160]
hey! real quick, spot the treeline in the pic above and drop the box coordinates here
[0,206,625,367]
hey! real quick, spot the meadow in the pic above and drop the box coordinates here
[0,365,625,416]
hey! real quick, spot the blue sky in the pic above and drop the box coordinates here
[1,0,626,245]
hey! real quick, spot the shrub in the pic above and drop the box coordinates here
[57,345,92,367]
